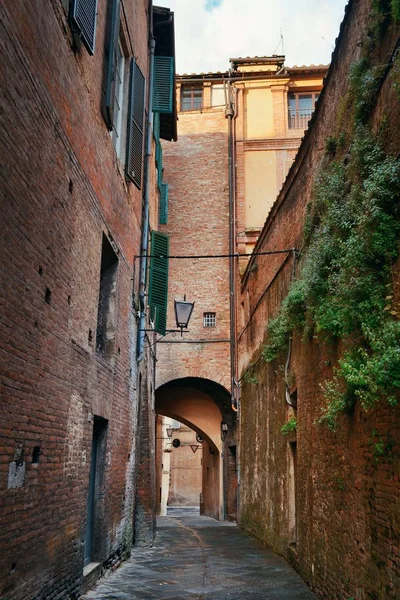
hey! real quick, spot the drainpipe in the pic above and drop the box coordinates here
[137,2,155,362]
[225,77,238,413]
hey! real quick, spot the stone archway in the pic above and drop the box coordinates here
[155,377,234,520]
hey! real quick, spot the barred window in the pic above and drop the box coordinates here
[203,312,216,327]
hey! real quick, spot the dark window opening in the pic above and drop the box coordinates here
[32,446,41,463]
[288,92,319,129]
[181,84,203,111]
[96,234,119,359]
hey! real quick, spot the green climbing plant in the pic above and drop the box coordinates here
[262,6,400,429]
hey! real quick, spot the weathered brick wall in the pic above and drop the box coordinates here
[238,1,400,598]
[0,0,152,597]
[157,109,231,392]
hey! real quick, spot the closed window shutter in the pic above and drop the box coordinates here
[126,60,146,188]
[159,183,168,225]
[103,0,121,130]
[70,0,99,55]
[148,231,169,334]
[153,56,174,113]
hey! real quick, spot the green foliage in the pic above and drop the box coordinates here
[261,7,400,429]
[369,429,395,462]
[262,279,308,362]
[349,60,386,124]
[243,369,259,385]
[391,0,400,20]
[264,127,400,428]
[281,417,297,436]
[325,136,338,156]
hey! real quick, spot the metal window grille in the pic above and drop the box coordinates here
[203,312,216,327]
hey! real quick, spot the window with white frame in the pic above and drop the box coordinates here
[111,39,129,160]
[211,84,225,107]
[203,312,216,327]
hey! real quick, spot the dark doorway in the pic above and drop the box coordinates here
[84,416,108,566]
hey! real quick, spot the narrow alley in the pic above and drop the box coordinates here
[1,1,399,599]
[83,509,316,600]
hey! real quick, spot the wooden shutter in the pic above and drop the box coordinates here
[103,0,121,130]
[153,111,160,141]
[153,56,174,113]
[70,0,99,55]
[154,306,167,336]
[126,60,146,188]
[148,231,169,334]
[156,141,163,191]
[159,183,168,225]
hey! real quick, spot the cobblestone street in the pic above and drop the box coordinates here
[83,509,316,600]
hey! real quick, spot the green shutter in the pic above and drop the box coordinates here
[153,111,161,141]
[153,56,174,113]
[103,0,121,130]
[126,60,146,188]
[148,231,169,334]
[159,183,168,225]
[70,0,99,55]
[156,141,163,191]
[154,306,167,337]
[156,139,162,170]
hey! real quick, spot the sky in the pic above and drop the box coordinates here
[155,0,348,74]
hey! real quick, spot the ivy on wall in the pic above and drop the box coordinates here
[262,2,400,429]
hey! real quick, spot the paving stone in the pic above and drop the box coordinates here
[82,509,317,599]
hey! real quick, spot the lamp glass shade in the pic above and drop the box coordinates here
[174,299,194,329]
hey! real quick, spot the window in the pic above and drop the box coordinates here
[288,92,319,129]
[181,84,203,111]
[211,84,225,107]
[102,0,145,186]
[125,60,146,188]
[203,312,216,328]
[96,235,119,358]
[111,39,129,160]
[70,0,98,55]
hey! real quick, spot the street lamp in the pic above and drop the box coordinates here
[174,296,195,336]
[166,427,174,438]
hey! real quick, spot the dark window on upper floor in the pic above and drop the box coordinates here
[288,92,319,129]
[181,84,203,111]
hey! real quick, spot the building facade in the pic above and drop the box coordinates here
[156,57,326,522]
[0,1,176,597]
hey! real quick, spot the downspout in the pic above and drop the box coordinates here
[224,72,237,522]
[225,77,238,413]
[137,1,155,362]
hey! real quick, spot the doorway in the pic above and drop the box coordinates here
[84,416,108,566]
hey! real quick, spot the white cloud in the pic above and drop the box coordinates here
[155,0,347,73]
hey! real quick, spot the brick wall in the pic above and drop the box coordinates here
[0,1,154,597]
[156,108,231,392]
[238,1,400,598]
